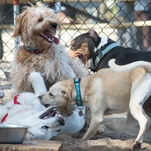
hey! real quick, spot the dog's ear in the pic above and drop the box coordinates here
[88,29,95,37]
[61,89,72,103]
[13,11,27,37]
[88,28,99,42]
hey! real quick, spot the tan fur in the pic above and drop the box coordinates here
[11,4,88,94]
[39,59,151,149]
[68,42,90,65]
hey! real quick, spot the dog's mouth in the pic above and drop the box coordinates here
[71,50,86,63]
[39,106,60,119]
[70,43,87,63]
[40,30,59,45]
[77,52,84,60]
[39,106,64,133]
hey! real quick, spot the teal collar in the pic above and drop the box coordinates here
[94,43,118,67]
[74,78,83,106]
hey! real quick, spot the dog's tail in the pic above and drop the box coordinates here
[108,59,151,72]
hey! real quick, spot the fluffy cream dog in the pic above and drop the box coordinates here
[39,59,151,150]
[0,93,85,140]
[0,72,85,140]
[11,4,88,94]
[0,93,64,140]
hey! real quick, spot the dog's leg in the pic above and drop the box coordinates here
[29,72,47,96]
[130,78,151,150]
[82,108,104,140]
[130,105,150,150]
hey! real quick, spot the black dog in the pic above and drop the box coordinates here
[69,29,151,72]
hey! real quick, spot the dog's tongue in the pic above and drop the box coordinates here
[43,31,59,45]
[50,34,59,45]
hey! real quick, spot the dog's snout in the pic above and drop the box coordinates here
[59,118,65,125]
[51,22,57,29]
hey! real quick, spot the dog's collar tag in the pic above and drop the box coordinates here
[74,78,83,107]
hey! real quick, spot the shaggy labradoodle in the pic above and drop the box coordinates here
[11,4,88,94]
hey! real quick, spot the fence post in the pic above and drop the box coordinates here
[125,2,137,49]
[13,0,19,51]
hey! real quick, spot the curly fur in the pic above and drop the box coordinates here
[11,4,88,94]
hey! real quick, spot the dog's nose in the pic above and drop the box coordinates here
[51,22,57,29]
[59,118,65,125]
[38,95,42,100]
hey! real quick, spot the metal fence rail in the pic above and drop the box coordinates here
[0,0,151,81]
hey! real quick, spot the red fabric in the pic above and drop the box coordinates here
[13,95,20,104]
[0,95,20,123]
[13,0,19,5]
[1,113,8,123]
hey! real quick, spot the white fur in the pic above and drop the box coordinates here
[94,36,108,52]
[108,58,151,72]
[0,93,53,140]
[0,93,85,140]
[53,107,86,135]
[29,72,47,97]
[0,72,85,140]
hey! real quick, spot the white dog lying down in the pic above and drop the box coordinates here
[39,59,151,150]
[0,72,85,140]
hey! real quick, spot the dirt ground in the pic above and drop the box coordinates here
[51,113,151,151]
[1,81,151,151]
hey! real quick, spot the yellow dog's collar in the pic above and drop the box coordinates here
[74,78,83,106]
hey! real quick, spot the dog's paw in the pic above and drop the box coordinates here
[133,141,141,151]
[97,124,107,133]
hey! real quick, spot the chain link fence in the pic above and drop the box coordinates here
[0,0,151,82]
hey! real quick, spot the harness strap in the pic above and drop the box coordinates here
[94,43,118,67]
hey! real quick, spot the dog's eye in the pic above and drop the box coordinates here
[41,126,49,130]
[49,93,53,96]
[72,43,81,50]
[77,44,81,49]
[72,44,77,48]
[38,17,43,22]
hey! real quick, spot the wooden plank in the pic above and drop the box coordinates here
[61,20,151,30]
[0,0,101,4]
[0,140,63,151]
[0,0,135,4]
[0,25,14,30]
[1,20,151,30]
[43,0,101,2]
[0,0,36,4]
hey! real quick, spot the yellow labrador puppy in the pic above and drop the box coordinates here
[39,59,151,150]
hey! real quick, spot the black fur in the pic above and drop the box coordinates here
[71,30,151,72]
